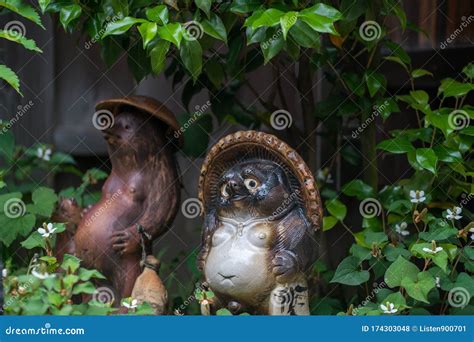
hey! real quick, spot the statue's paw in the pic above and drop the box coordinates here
[272,251,298,282]
[112,227,140,255]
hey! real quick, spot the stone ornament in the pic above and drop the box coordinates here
[197,130,322,315]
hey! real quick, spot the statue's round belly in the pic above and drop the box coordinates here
[204,237,274,303]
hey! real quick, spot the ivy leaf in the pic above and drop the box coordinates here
[342,179,374,200]
[279,11,298,40]
[146,5,168,25]
[149,40,170,75]
[401,272,435,303]
[415,148,438,174]
[0,64,21,95]
[384,256,419,288]
[201,14,227,43]
[330,256,370,286]
[61,254,81,273]
[27,187,58,217]
[0,0,44,28]
[251,8,284,29]
[322,216,338,231]
[377,137,414,154]
[103,17,146,38]
[138,22,157,48]
[59,4,82,30]
[157,22,183,47]
[20,231,45,249]
[326,198,347,221]
[195,0,211,18]
[180,39,202,81]
[0,30,42,52]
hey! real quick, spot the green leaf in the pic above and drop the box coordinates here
[72,282,97,295]
[410,90,429,105]
[61,254,81,273]
[176,112,212,157]
[0,64,21,95]
[216,308,233,315]
[146,5,168,25]
[303,3,342,21]
[377,137,414,154]
[419,222,457,241]
[21,231,45,249]
[410,243,449,272]
[0,30,42,52]
[157,22,183,47]
[261,30,284,64]
[381,292,407,310]
[412,69,433,78]
[298,12,338,35]
[78,268,106,281]
[288,20,320,48]
[201,14,227,43]
[149,40,170,75]
[342,180,374,200]
[384,256,419,288]
[401,272,435,303]
[330,256,370,286]
[462,62,474,79]
[365,71,386,97]
[26,187,58,217]
[322,216,338,231]
[0,0,44,28]
[230,0,261,14]
[280,11,298,40]
[251,9,284,29]
[326,199,347,221]
[0,213,35,246]
[102,17,146,38]
[383,56,408,71]
[59,4,82,30]
[180,39,202,81]
[364,231,388,246]
[439,78,474,97]
[195,0,211,17]
[415,148,438,174]
[138,22,157,48]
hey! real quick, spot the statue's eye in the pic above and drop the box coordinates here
[221,184,230,198]
[244,178,259,190]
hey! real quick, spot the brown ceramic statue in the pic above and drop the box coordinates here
[197,131,322,315]
[70,96,182,300]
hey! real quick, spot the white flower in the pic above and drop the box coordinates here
[380,302,397,314]
[395,222,410,236]
[36,147,52,161]
[122,298,138,309]
[435,277,441,288]
[410,190,426,203]
[37,223,57,238]
[470,234,474,241]
[2,268,8,278]
[446,207,462,220]
[31,267,54,279]
[422,246,443,254]
[316,169,334,184]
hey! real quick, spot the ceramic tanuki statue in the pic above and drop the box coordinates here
[72,96,182,301]
[197,131,322,315]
